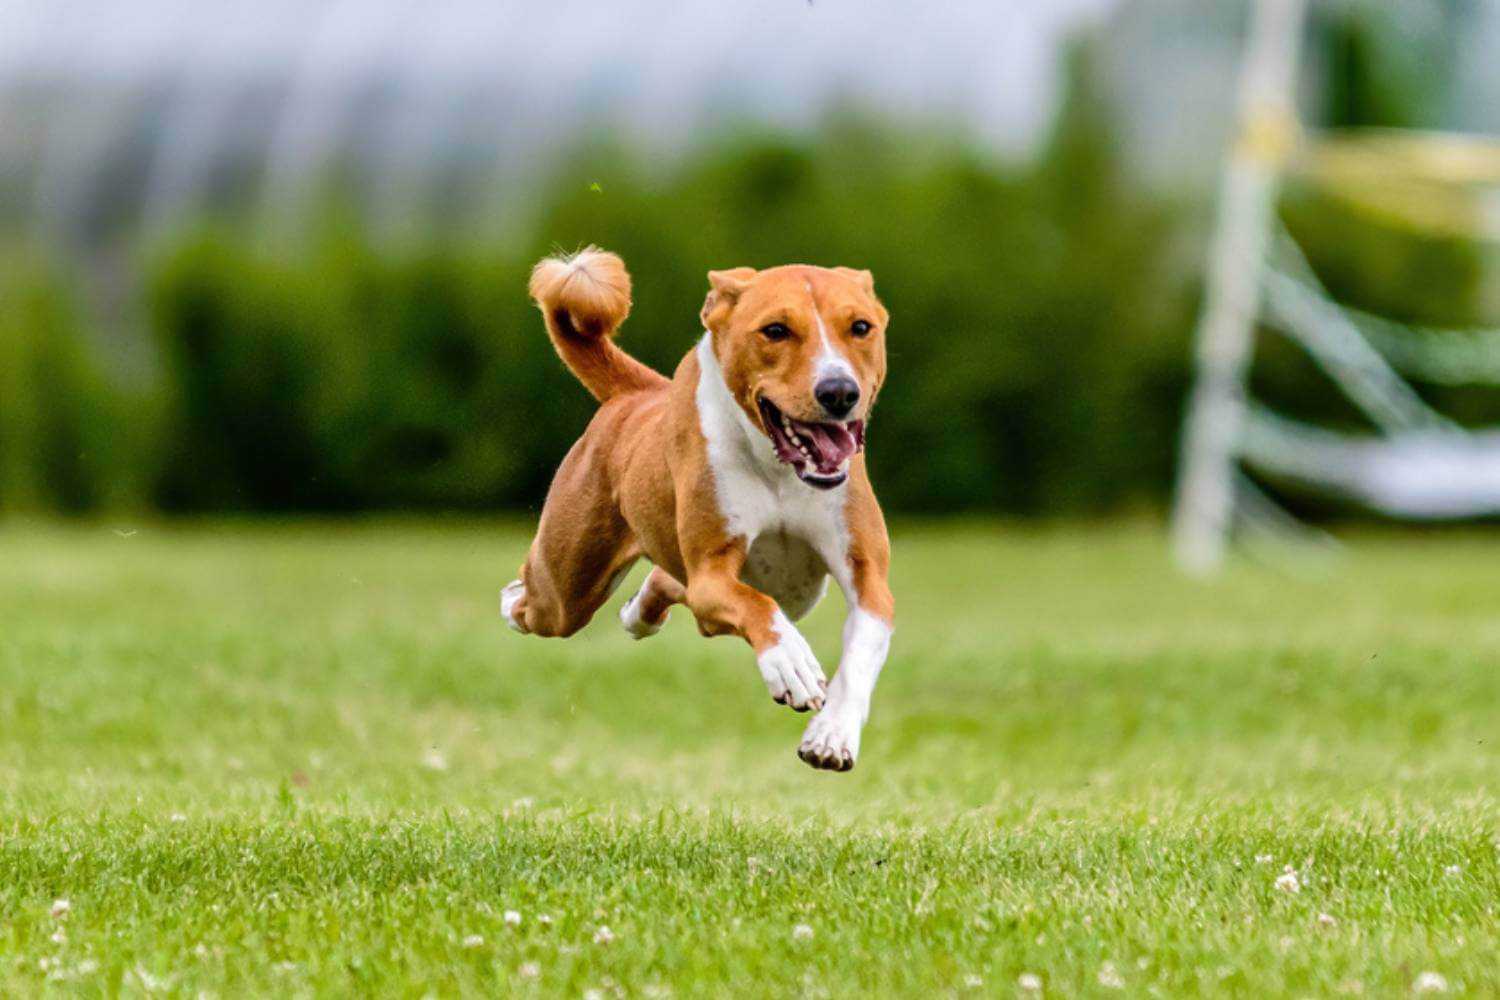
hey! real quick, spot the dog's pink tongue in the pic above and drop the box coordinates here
[798,420,857,474]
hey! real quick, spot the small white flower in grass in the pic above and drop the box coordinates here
[1413,971,1448,994]
[422,748,448,771]
[1317,912,1338,929]
[1097,962,1125,989]
[593,925,615,945]
[791,924,814,942]
[1444,864,1462,876]
[1018,972,1042,992]
[170,813,187,823]
[537,914,553,926]
[76,960,98,976]
[1254,854,1273,865]
[583,990,604,1000]
[462,935,485,949]
[50,929,66,944]
[962,973,983,988]
[131,965,173,991]
[1275,867,1301,894]
[518,961,541,979]
[50,899,71,919]
[503,910,522,927]
[193,944,209,958]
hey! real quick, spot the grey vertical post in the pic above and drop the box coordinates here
[1172,0,1308,574]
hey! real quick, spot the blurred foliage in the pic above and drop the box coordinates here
[138,99,1194,515]
[2,38,1495,518]
[1315,2,1450,130]
[1262,164,1500,437]
[0,254,144,512]
[147,236,545,512]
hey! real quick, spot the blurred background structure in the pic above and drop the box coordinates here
[3,0,1500,525]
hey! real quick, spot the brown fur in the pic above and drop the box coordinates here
[528,247,667,402]
[510,247,893,707]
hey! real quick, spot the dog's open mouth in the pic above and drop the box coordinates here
[757,396,864,490]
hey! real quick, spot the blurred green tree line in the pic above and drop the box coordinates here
[1,62,1202,517]
[3,24,1496,519]
[147,114,1193,516]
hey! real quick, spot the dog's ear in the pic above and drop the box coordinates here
[834,267,876,296]
[701,267,757,330]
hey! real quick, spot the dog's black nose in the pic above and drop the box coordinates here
[815,376,860,419]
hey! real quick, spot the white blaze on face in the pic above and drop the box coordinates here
[806,280,856,387]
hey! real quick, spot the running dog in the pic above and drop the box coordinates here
[501,247,893,771]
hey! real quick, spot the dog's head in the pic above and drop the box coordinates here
[701,264,888,490]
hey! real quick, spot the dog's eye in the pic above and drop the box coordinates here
[760,322,792,342]
[851,319,872,337]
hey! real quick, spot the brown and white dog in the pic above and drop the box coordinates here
[501,247,893,771]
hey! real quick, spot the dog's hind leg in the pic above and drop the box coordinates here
[502,436,639,638]
[504,530,636,638]
[619,566,685,639]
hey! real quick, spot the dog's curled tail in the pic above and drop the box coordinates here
[529,247,668,403]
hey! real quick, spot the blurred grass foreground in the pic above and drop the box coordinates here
[4,521,1500,994]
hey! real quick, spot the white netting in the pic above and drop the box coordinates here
[1173,1,1500,570]
[1341,309,1500,386]
[1235,220,1500,518]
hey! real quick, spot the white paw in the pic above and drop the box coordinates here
[798,706,861,771]
[756,620,826,712]
[500,579,527,634]
[619,593,665,640]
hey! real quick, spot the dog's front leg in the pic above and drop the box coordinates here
[684,546,827,712]
[798,549,894,772]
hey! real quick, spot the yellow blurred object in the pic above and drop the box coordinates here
[1235,106,1301,167]
[1291,129,1500,241]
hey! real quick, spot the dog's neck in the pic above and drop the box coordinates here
[695,332,801,486]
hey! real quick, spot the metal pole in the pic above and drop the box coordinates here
[1171,0,1308,574]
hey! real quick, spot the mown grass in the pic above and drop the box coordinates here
[2,520,1498,996]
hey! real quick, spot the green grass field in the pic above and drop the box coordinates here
[3,520,1499,997]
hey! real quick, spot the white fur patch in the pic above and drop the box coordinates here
[500,579,526,633]
[618,579,666,640]
[696,331,890,758]
[742,530,829,622]
[695,333,849,566]
[807,280,855,385]
[756,608,826,709]
[799,607,892,769]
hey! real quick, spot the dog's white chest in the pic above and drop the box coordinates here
[741,530,829,621]
[695,334,849,618]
